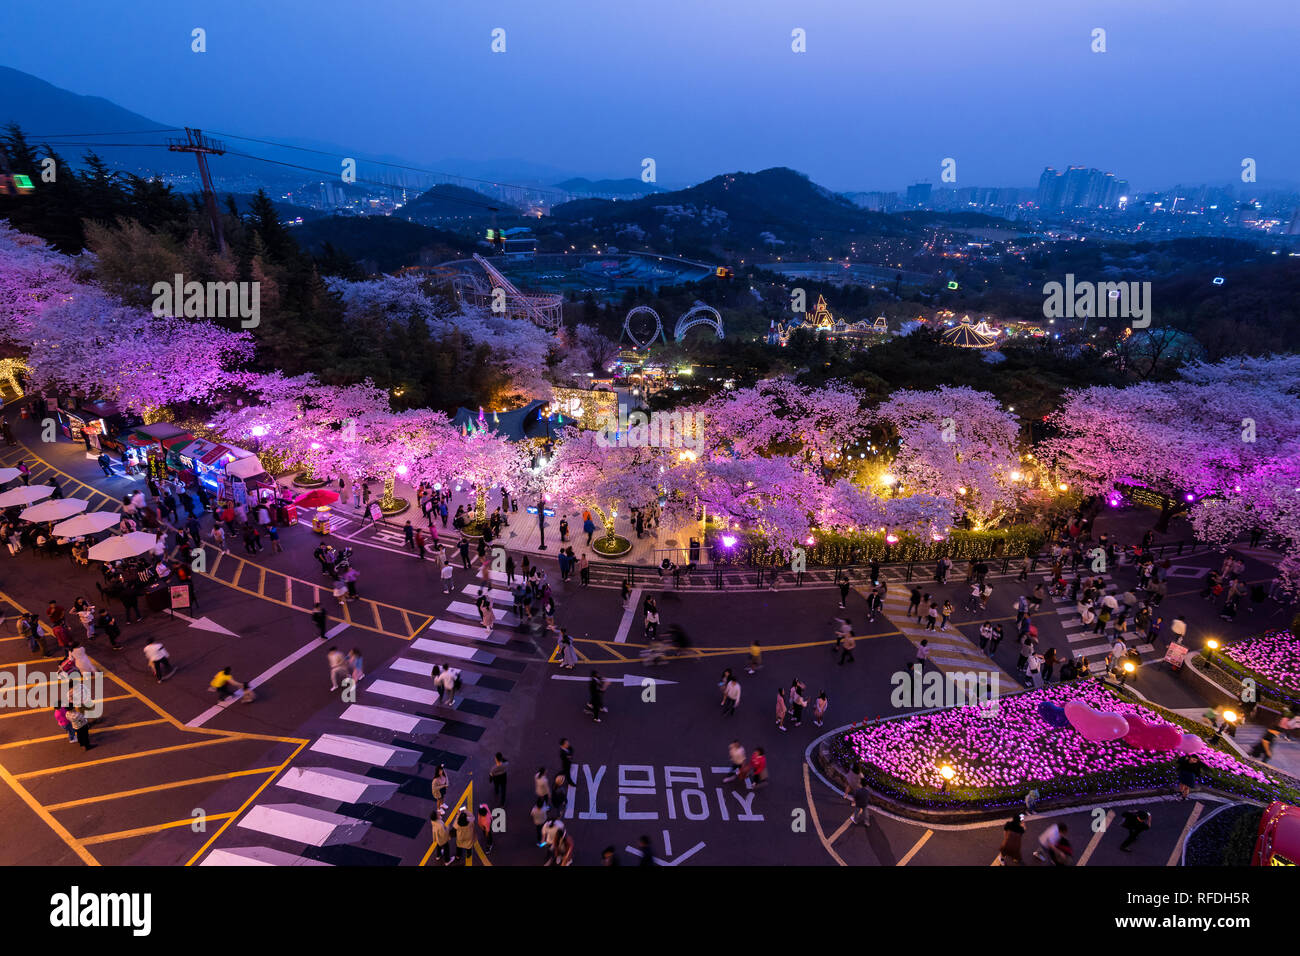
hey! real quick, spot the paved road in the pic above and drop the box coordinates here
[1,402,1293,866]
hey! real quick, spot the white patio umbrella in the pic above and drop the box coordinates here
[0,485,54,507]
[19,498,89,523]
[52,511,123,537]
[0,467,20,485]
[87,531,159,562]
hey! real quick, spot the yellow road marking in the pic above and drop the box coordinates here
[3,657,61,667]
[81,812,238,846]
[184,739,310,865]
[0,756,99,865]
[0,719,167,750]
[897,829,933,865]
[802,763,846,866]
[420,779,478,866]
[1077,810,1114,866]
[827,815,854,844]
[16,737,239,779]
[1168,803,1204,866]
[0,693,133,719]
[44,766,282,811]
[258,567,266,594]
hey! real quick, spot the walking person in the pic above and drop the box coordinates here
[311,602,328,640]
[579,552,590,587]
[476,803,494,854]
[997,814,1026,865]
[775,687,788,732]
[489,753,508,806]
[451,809,475,865]
[428,810,452,865]
[585,670,610,722]
[143,640,172,682]
[327,646,349,691]
[1118,809,1152,851]
[838,628,856,666]
[839,578,851,610]
[558,629,578,670]
[430,764,449,813]
[720,673,742,716]
[67,703,94,751]
[530,798,549,847]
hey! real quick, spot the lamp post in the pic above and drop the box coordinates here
[1118,658,1136,689]
[1204,638,1220,662]
[537,497,547,550]
[1210,709,1238,745]
[939,764,955,792]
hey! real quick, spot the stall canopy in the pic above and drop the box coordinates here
[133,422,190,443]
[179,437,231,465]
[225,455,268,480]
[162,434,195,454]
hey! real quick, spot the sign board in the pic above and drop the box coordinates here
[1163,642,1188,668]
[169,585,191,609]
[368,502,383,522]
[526,506,556,517]
[231,480,248,507]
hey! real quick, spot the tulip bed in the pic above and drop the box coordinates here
[833,682,1299,813]
[1216,629,1300,707]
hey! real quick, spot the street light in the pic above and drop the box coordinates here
[1204,638,1220,661]
[1118,659,1136,688]
[1211,709,1238,744]
[939,764,955,792]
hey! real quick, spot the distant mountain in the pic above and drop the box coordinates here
[400,183,518,225]
[290,215,481,274]
[553,177,664,200]
[0,65,198,176]
[550,167,915,256]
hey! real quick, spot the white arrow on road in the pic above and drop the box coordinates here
[550,674,678,687]
[169,610,239,637]
[625,840,705,866]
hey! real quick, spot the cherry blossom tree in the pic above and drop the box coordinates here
[1042,358,1300,531]
[541,428,664,544]
[872,386,1022,530]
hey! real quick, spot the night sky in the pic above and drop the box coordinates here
[4,0,1297,190]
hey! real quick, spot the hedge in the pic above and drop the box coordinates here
[706,524,1046,568]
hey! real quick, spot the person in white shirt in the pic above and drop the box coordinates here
[143,641,172,681]
[1169,616,1188,644]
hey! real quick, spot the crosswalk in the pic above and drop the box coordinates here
[876,587,1014,683]
[1040,574,1162,675]
[198,584,530,866]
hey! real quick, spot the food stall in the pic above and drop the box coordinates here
[76,400,140,456]
[174,438,237,494]
[222,453,279,512]
[129,422,194,477]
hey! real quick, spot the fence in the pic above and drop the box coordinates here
[587,536,1262,592]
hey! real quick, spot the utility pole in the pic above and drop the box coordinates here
[168,128,227,254]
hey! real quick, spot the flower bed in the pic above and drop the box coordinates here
[832,682,1298,813]
[1219,629,1300,706]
